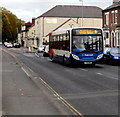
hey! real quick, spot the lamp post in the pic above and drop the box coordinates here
[79,0,83,27]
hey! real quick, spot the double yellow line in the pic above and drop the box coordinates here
[23,62,84,116]
[39,77,84,117]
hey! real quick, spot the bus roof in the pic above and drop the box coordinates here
[52,27,102,35]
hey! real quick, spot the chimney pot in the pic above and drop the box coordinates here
[113,0,119,3]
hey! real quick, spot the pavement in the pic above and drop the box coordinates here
[2,47,73,115]
[0,49,2,116]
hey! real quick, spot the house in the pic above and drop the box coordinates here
[18,33,21,45]
[27,24,35,47]
[102,0,120,48]
[20,18,35,47]
[35,5,103,45]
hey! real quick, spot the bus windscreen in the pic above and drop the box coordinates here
[72,36,103,51]
[72,29,103,52]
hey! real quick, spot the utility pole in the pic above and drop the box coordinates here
[79,0,83,27]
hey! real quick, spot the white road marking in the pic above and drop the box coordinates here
[35,53,39,57]
[96,72,103,75]
[21,67,30,77]
[23,53,34,57]
[109,77,118,80]
[80,68,88,71]
[96,72,118,80]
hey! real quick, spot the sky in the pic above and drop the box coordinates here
[1,0,113,22]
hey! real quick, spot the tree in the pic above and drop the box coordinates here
[1,7,25,42]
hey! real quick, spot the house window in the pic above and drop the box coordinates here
[106,32,109,38]
[115,10,118,24]
[111,32,115,47]
[105,12,109,26]
[117,31,120,46]
[104,31,110,45]
[111,11,115,24]
[37,21,39,24]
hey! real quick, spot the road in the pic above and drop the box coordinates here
[2,47,119,116]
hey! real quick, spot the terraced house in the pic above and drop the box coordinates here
[35,5,102,46]
[103,0,120,48]
[20,18,35,47]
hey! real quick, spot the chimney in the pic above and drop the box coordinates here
[32,17,35,24]
[113,0,119,3]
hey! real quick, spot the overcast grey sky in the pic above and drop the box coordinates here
[1,0,113,22]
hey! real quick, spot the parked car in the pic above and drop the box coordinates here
[43,45,49,57]
[103,48,120,65]
[0,42,2,45]
[37,45,46,53]
[104,47,111,54]
[31,45,38,50]
[4,42,8,47]
[6,43,13,48]
[13,43,20,48]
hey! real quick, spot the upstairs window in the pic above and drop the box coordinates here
[115,10,118,24]
[105,12,109,26]
[111,11,115,24]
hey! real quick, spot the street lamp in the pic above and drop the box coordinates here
[79,0,83,27]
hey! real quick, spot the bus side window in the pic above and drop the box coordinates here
[62,35,66,50]
[61,34,70,50]
[56,36,59,49]
[59,35,63,50]
[54,36,57,49]
[66,32,70,51]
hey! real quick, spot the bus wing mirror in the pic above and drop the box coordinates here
[106,51,110,54]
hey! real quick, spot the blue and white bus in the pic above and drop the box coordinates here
[49,27,104,66]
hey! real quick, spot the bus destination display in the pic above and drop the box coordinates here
[73,29,102,35]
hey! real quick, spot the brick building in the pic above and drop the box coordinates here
[102,0,120,48]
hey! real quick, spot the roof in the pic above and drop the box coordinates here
[28,24,35,30]
[22,22,32,26]
[37,5,102,18]
[103,1,120,11]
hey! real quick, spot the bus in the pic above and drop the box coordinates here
[49,27,104,66]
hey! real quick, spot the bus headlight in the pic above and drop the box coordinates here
[97,54,103,60]
[114,57,119,59]
[72,54,79,60]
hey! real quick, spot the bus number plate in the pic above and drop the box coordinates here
[84,62,92,64]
